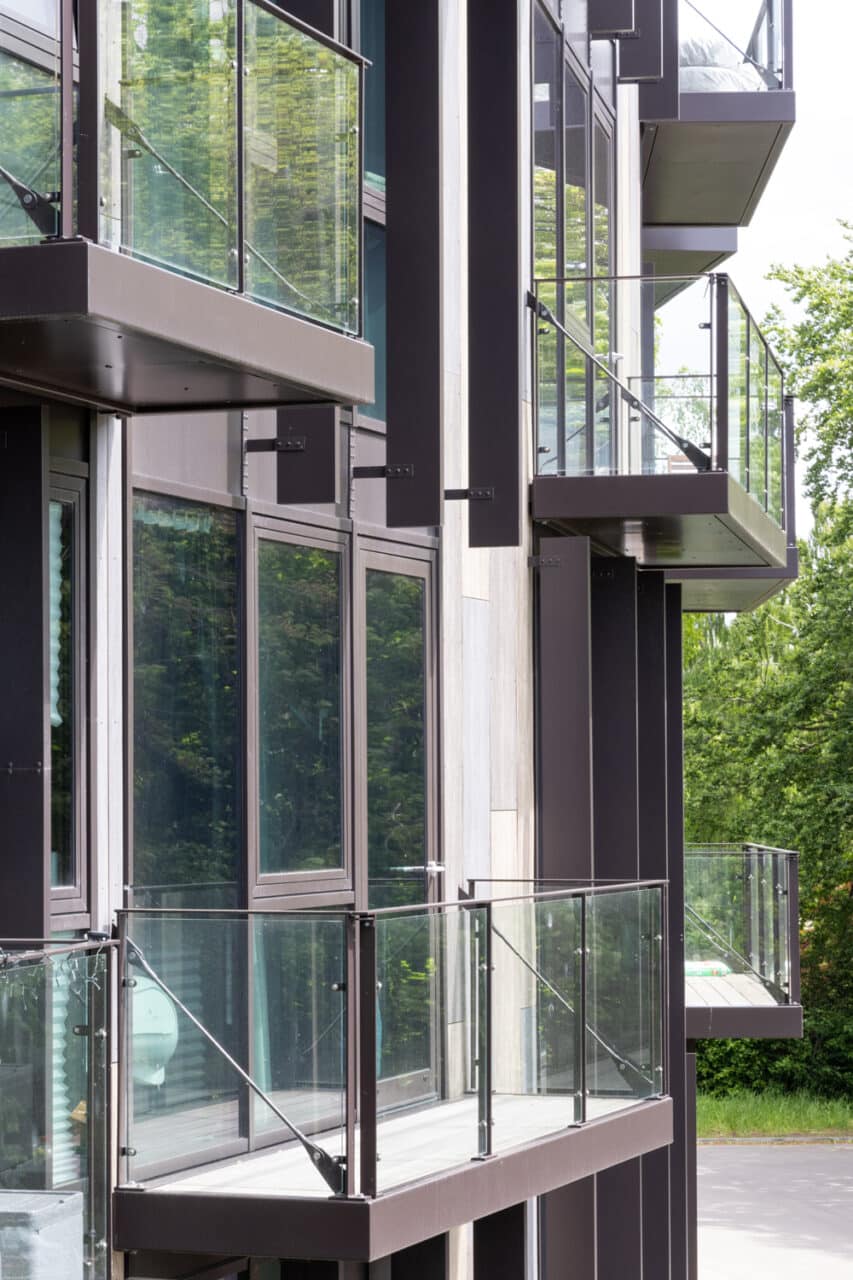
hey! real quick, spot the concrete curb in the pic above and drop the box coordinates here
[699,1135,853,1146]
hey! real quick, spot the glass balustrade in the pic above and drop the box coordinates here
[0,0,362,335]
[684,843,798,1005]
[679,1,786,93]
[532,273,789,534]
[0,941,112,1280]
[118,883,666,1201]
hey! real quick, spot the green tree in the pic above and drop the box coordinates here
[764,227,853,506]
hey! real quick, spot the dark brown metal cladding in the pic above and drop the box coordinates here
[467,0,521,547]
[591,557,640,881]
[638,0,679,120]
[275,406,340,507]
[385,1,442,529]
[540,1181,596,1280]
[0,408,50,939]
[536,537,594,879]
[685,1003,803,1041]
[588,0,637,37]
[390,1234,449,1280]
[665,583,689,1280]
[618,0,664,82]
[474,1205,526,1280]
[597,1160,644,1280]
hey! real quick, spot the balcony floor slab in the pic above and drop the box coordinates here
[114,1096,673,1261]
[0,240,374,415]
[532,472,787,570]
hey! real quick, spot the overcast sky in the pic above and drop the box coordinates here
[724,0,853,532]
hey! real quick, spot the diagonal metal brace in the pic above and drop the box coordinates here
[126,942,346,1196]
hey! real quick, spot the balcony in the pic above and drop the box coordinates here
[685,844,802,1039]
[0,938,112,1280]
[113,886,671,1262]
[0,1,373,414]
[642,1,795,228]
[530,273,798,610]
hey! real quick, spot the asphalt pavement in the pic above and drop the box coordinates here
[698,1145,853,1278]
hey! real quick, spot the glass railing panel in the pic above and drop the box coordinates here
[490,894,583,1151]
[586,888,663,1115]
[767,353,784,525]
[0,945,111,1280]
[251,915,347,1145]
[122,911,347,1196]
[684,846,795,1003]
[99,0,239,289]
[680,1,785,93]
[727,283,750,486]
[749,323,768,510]
[0,1,61,247]
[374,906,484,1192]
[244,2,360,333]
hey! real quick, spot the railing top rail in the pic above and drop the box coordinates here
[0,937,117,963]
[686,842,798,859]
[117,880,667,923]
[533,272,714,285]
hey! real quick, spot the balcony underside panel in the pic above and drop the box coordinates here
[113,1097,672,1262]
[0,241,374,415]
[686,1003,803,1040]
[643,93,795,226]
[532,474,787,569]
[666,547,799,612]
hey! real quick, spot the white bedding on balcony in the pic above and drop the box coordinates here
[680,9,766,92]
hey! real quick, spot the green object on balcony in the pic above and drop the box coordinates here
[685,959,733,978]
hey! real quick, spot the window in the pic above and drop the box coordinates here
[363,220,387,422]
[0,45,60,246]
[49,476,87,916]
[254,530,347,885]
[132,493,241,909]
[361,0,386,192]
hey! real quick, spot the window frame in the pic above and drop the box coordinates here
[247,513,353,904]
[353,535,440,911]
[48,468,89,924]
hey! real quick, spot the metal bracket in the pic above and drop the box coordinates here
[528,555,561,569]
[352,464,415,480]
[3,762,43,775]
[245,437,306,453]
[444,487,494,501]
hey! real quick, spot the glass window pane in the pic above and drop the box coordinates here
[564,67,588,323]
[99,0,239,289]
[362,0,386,191]
[49,498,75,888]
[132,493,240,909]
[366,570,427,908]
[0,45,60,246]
[257,539,343,876]
[2,0,57,28]
[593,121,613,472]
[749,324,768,508]
[533,7,559,282]
[363,220,387,421]
[244,2,360,332]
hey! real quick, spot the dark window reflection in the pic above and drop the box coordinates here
[363,220,387,422]
[366,570,426,909]
[361,0,385,191]
[132,493,240,908]
[50,498,74,889]
[257,539,343,875]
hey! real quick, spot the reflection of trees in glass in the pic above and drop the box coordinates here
[0,49,60,245]
[258,540,342,875]
[132,493,239,902]
[366,570,426,905]
[100,1,359,330]
[50,499,74,888]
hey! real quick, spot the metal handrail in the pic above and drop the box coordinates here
[528,292,712,474]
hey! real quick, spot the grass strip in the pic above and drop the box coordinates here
[698,1090,853,1139]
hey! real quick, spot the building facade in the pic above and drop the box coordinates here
[0,2,801,1278]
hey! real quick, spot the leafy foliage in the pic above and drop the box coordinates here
[764,227,853,506]
[685,239,853,1096]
